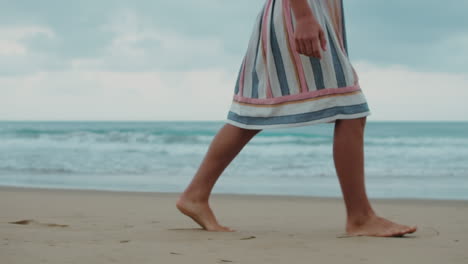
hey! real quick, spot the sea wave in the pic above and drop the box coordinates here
[2,127,468,147]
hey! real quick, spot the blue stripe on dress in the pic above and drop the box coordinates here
[251,5,265,98]
[270,0,290,96]
[227,103,369,125]
[309,57,325,90]
[327,24,347,88]
[251,72,259,98]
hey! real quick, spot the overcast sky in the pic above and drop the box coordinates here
[1,0,467,121]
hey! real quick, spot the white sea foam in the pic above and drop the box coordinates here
[0,121,467,199]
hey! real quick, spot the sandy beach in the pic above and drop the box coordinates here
[1,186,467,264]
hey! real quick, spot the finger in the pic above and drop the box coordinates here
[297,38,308,56]
[312,36,322,58]
[295,38,303,54]
[300,40,309,56]
[319,29,327,51]
[312,38,322,59]
[304,39,314,56]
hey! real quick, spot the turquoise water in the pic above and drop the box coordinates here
[0,121,467,200]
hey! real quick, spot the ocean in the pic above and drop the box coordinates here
[0,121,467,200]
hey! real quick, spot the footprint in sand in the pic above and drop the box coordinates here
[9,219,69,228]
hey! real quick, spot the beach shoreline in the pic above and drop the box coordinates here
[1,185,467,263]
[2,184,468,203]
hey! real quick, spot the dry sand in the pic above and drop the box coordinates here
[1,186,467,264]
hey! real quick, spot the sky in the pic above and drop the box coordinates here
[0,0,467,121]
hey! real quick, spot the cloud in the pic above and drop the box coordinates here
[1,0,467,75]
[1,60,466,121]
[92,9,237,71]
[0,25,54,56]
[0,67,236,120]
[345,0,468,73]
[0,10,241,75]
[0,1,466,121]
[355,61,468,121]
[0,25,62,75]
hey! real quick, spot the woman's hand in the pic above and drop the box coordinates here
[294,17,327,59]
[289,0,327,59]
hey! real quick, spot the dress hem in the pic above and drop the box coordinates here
[225,111,371,130]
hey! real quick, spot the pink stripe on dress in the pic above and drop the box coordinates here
[234,84,361,105]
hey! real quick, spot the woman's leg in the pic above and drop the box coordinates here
[176,123,261,231]
[333,117,417,237]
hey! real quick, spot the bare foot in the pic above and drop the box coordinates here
[346,214,417,237]
[176,196,235,232]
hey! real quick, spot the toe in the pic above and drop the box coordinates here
[398,227,409,236]
[392,228,405,237]
[207,225,235,232]
[224,226,236,232]
[400,226,415,236]
[223,226,236,232]
[406,228,415,234]
[397,230,407,237]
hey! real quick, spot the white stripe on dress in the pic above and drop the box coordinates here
[229,91,368,117]
[242,11,263,98]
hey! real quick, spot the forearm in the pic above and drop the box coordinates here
[289,0,317,21]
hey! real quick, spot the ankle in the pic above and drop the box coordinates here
[347,209,377,226]
[179,190,209,204]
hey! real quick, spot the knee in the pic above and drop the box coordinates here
[348,117,366,128]
[357,117,367,128]
[236,125,262,135]
[336,117,366,133]
[225,123,262,137]
[243,128,262,137]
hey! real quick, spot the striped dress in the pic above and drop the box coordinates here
[226,0,371,129]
